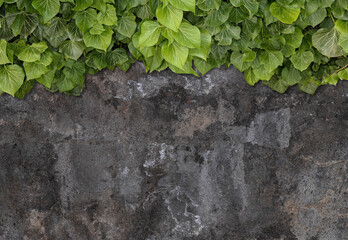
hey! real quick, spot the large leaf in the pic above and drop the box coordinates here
[0,39,10,65]
[0,64,25,96]
[259,51,283,72]
[168,0,195,13]
[197,0,221,11]
[83,26,113,51]
[312,28,344,57]
[204,2,230,27]
[60,40,85,60]
[156,3,183,32]
[162,40,188,70]
[173,22,201,49]
[339,33,348,53]
[139,21,162,47]
[290,51,314,71]
[23,61,48,80]
[17,42,48,62]
[115,13,137,38]
[32,0,60,23]
[269,2,301,24]
[73,0,93,11]
[73,8,98,33]
[189,30,212,60]
[97,4,118,26]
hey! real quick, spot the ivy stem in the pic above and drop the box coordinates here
[330,14,336,24]
[334,63,348,75]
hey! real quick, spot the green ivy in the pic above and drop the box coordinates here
[0,0,348,98]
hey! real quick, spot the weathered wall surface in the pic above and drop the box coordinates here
[0,63,347,240]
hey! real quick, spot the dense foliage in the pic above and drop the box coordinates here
[0,0,347,98]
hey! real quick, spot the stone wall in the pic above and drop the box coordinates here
[0,63,347,239]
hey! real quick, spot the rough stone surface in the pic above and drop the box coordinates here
[0,63,347,240]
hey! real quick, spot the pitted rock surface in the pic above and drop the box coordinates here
[0,63,347,239]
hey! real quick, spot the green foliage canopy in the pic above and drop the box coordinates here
[0,0,348,97]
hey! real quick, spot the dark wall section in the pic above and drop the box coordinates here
[1,63,347,239]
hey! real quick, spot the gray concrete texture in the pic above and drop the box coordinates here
[0,63,347,240]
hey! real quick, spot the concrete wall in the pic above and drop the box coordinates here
[0,63,347,239]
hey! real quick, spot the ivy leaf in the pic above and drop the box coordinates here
[67,22,83,41]
[106,48,129,70]
[37,69,56,88]
[298,79,319,95]
[14,80,35,99]
[0,64,25,96]
[115,12,137,38]
[244,68,259,86]
[0,39,11,65]
[259,51,283,72]
[204,2,230,27]
[335,20,348,34]
[73,8,98,33]
[263,77,289,94]
[17,42,48,62]
[10,12,25,36]
[189,30,212,60]
[230,51,252,72]
[63,60,85,87]
[23,61,48,80]
[338,68,348,80]
[156,3,183,32]
[73,0,93,11]
[197,0,221,11]
[97,4,118,26]
[60,40,85,60]
[269,2,301,24]
[32,0,60,23]
[173,21,201,49]
[168,0,195,13]
[281,66,303,86]
[215,23,241,45]
[83,26,113,51]
[290,51,314,71]
[283,27,303,48]
[194,57,213,75]
[139,21,162,47]
[339,33,348,53]
[147,46,163,72]
[162,40,188,70]
[312,28,344,57]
